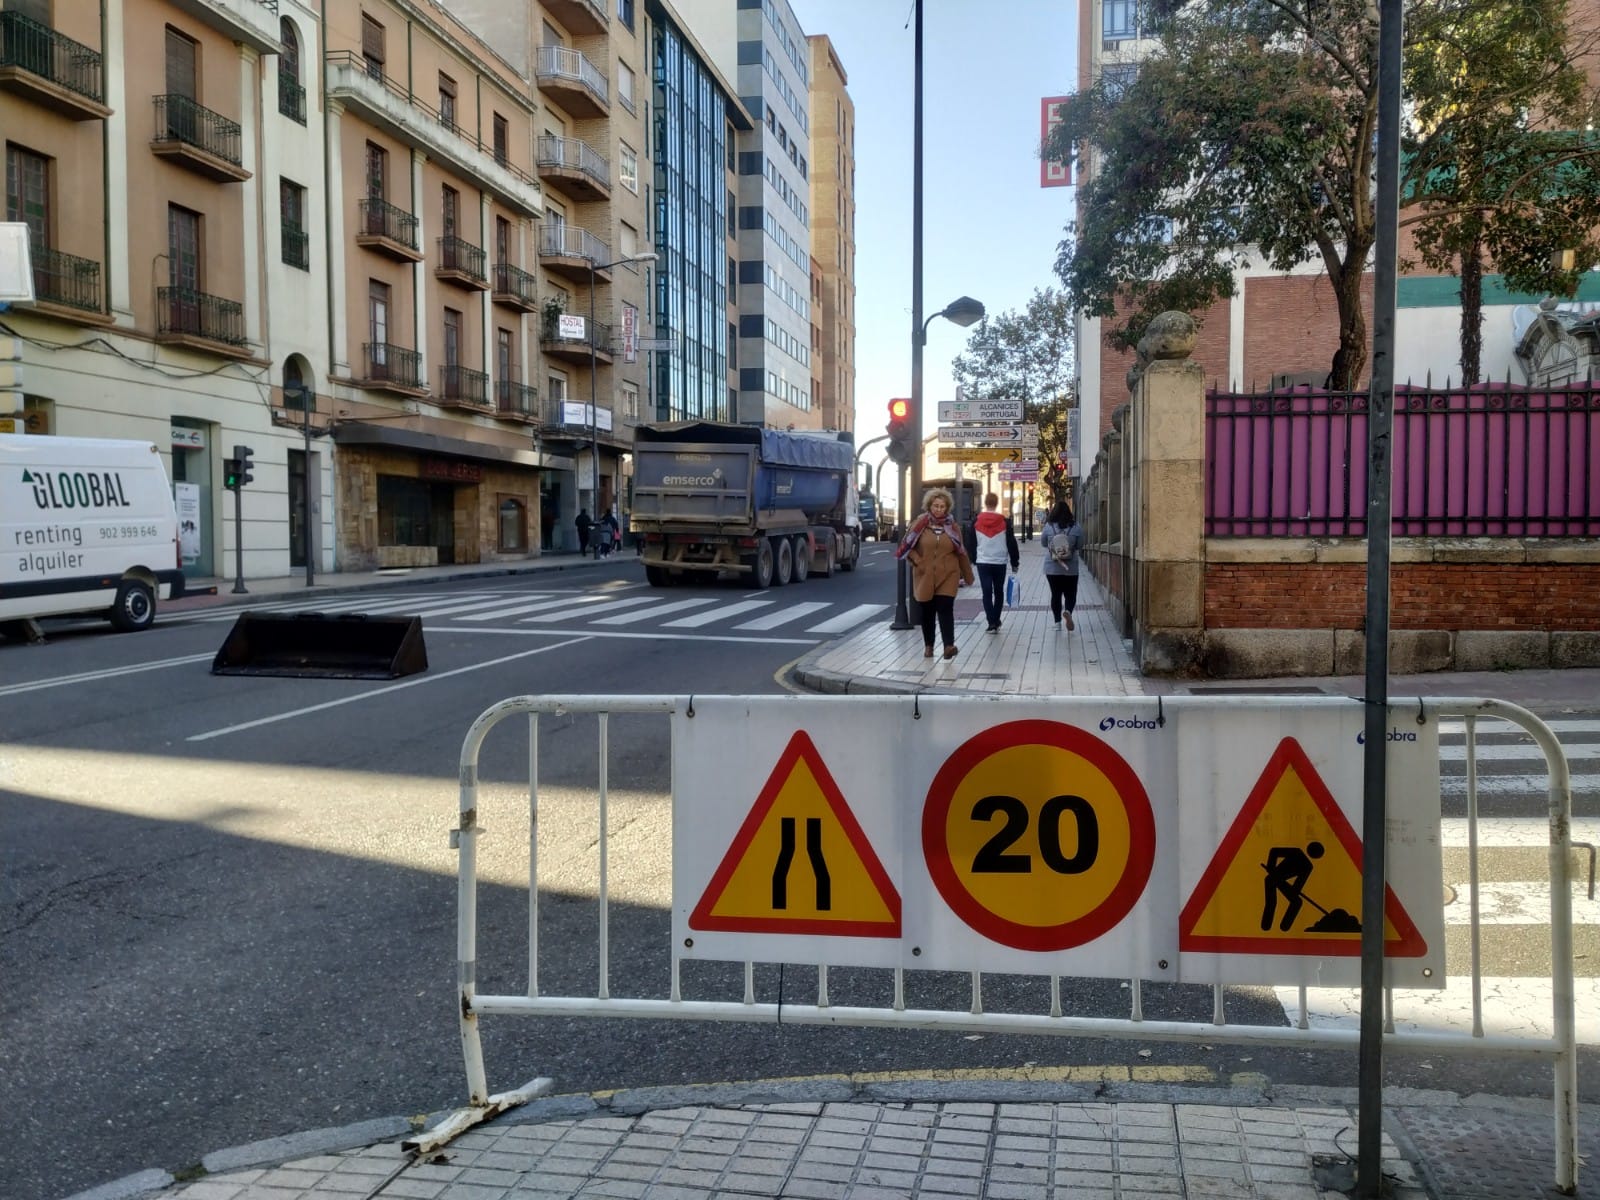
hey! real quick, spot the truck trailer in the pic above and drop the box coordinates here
[630,421,862,588]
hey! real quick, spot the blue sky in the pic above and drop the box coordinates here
[789,0,1079,469]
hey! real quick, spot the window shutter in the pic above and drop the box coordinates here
[361,15,385,65]
[166,28,197,99]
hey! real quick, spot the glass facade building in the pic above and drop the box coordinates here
[651,18,730,422]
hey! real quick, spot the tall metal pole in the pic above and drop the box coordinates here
[1357,1,1403,1192]
[231,484,246,594]
[588,258,600,553]
[892,0,924,629]
[303,388,314,587]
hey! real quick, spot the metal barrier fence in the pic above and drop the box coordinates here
[445,694,1579,1190]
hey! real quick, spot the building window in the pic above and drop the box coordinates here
[1103,0,1137,39]
[495,216,511,264]
[165,27,197,100]
[619,142,638,192]
[439,73,457,131]
[168,204,201,292]
[5,144,49,249]
[1102,62,1138,100]
[617,0,634,31]
[280,178,308,270]
[497,326,513,381]
[365,141,387,199]
[369,279,390,348]
[498,497,527,552]
[361,13,386,78]
[547,370,567,403]
[443,307,462,367]
[441,184,459,236]
[622,380,639,421]
[493,114,509,166]
[278,19,305,123]
[620,221,637,259]
[617,60,636,114]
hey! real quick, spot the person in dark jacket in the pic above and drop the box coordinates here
[964,492,1020,633]
[575,508,593,555]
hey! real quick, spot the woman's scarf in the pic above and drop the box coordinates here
[895,512,970,562]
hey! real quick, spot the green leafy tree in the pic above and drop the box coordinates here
[949,289,1077,503]
[1049,0,1599,390]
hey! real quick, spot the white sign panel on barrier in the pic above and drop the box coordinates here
[672,696,1443,984]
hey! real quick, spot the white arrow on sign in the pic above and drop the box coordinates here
[937,424,1039,443]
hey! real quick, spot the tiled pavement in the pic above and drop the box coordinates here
[70,541,1599,1200]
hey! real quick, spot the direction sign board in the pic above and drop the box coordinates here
[937,446,1027,464]
[938,398,1024,423]
[937,425,1039,444]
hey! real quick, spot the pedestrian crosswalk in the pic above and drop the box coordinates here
[1437,716,1600,799]
[190,588,891,639]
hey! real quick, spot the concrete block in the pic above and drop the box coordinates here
[1454,630,1550,671]
[1141,560,1204,628]
[1333,630,1454,675]
[1523,542,1600,564]
[1201,629,1335,678]
[1429,539,1526,565]
[1205,538,1316,564]
[1550,631,1600,668]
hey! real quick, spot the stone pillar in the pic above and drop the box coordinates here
[1130,312,1207,674]
[104,0,131,319]
[325,101,348,374]
[238,45,263,349]
[412,149,429,387]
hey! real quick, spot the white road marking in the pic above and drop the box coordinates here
[1441,881,1599,926]
[1274,978,1600,1044]
[1441,773,1600,797]
[590,598,720,625]
[0,652,216,697]
[734,602,831,631]
[452,596,588,621]
[664,600,775,627]
[1440,718,1600,736]
[1439,817,1600,847]
[1440,743,1600,764]
[807,603,888,634]
[186,637,589,742]
[520,596,660,622]
[430,625,815,645]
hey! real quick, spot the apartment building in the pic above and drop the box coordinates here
[806,31,853,436]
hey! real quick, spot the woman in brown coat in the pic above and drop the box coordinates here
[895,487,974,659]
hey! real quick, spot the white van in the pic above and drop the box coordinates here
[1,435,187,632]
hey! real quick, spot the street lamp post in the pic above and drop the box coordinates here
[890,294,985,628]
[586,251,658,556]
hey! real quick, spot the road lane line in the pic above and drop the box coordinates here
[589,598,719,625]
[734,602,830,631]
[806,603,887,634]
[520,596,659,622]
[186,636,589,742]
[663,599,774,627]
[0,652,216,696]
[453,596,588,621]
[430,625,815,645]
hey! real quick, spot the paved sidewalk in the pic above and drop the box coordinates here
[65,540,1598,1200]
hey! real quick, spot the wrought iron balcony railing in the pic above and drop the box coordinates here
[437,235,486,283]
[0,10,105,103]
[363,342,423,389]
[440,364,489,406]
[492,261,537,308]
[157,286,246,346]
[31,246,102,313]
[153,93,244,166]
[358,197,419,251]
[278,70,305,123]
[496,380,538,419]
[282,224,309,270]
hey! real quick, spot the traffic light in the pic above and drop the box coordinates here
[885,398,913,464]
[225,444,255,490]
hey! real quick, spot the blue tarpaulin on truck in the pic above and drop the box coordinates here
[634,421,852,473]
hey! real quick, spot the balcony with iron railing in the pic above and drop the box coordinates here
[496,379,538,421]
[439,364,490,410]
[151,93,250,181]
[356,196,422,261]
[361,342,425,393]
[436,235,487,289]
[278,69,305,123]
[540,318,613,365]
[0,10,110,119]
[324,50,539,218]
[540,0,609,36]
[156,285,249,355]
[281,224,309,270]
[534,44,608,119]
[167,0,280,54]
[537,224,611,283]
[491,261,537,313]
[536,133,610,201]
[27,246,104,317]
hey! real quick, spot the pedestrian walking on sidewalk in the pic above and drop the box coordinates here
[575,508,593,556]
[896,487,974,660]
[964,491,1019,633]
[1041,500,1085,631]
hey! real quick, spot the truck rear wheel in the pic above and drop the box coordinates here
[774,537,794,586]
[839,538,859,572]
[645,565,673,587]
[748,540,775,589]
[791,535,810,583]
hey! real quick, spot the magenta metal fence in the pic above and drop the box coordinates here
[1205,381,1600,537]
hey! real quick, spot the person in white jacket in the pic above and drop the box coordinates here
[963,492,1020,633]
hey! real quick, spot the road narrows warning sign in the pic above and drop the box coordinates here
[1178,736,1426,957]
[689,730,901,937]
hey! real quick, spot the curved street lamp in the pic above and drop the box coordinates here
[585,250,657,552]
[891,293,986,629]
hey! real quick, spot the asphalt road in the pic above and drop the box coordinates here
[1,553,1593,1200]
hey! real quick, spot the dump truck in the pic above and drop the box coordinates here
[630,421,862,588]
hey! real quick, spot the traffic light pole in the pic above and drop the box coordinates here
[892,0,925,632]
[231,483,246,594]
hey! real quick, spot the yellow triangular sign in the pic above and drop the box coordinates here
[1179,737,1425,957]
[689,730,900,937]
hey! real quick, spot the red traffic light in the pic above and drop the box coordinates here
[888,398,910,421]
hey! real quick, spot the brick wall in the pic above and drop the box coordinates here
[1205,561,1600,631]
[1242,274,1376,386]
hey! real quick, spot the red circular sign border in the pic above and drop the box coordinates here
[921,718,1156,952]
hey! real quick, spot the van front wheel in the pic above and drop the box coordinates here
[110,580,155,632]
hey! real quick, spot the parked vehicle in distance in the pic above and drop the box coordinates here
[630,421,862,587]
[1,435,187,633]
[858,492,880,540]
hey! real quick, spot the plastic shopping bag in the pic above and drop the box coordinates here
[1005,575,1017,607]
